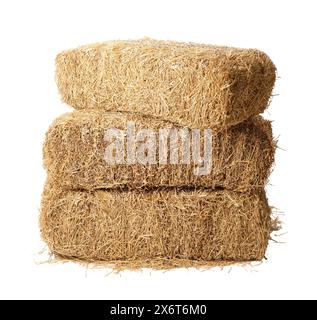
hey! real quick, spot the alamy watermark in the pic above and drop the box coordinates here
[104,122,212,176]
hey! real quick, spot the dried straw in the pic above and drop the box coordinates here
[56,38,276,129]
[43,111,275,192]
[40,184,274,267]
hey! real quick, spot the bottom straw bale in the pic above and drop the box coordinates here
[40,184,274,268]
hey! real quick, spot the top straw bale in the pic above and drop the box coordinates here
[56,38,275,128]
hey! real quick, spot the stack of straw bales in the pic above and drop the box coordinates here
[40,39,277,269]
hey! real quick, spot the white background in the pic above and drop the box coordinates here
[0,0,316,300]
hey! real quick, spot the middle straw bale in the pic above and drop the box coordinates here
[44,111,275,191]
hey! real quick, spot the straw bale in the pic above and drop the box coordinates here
[40,185,273,266]
[43,111,275,191]
[56,38,276,129]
